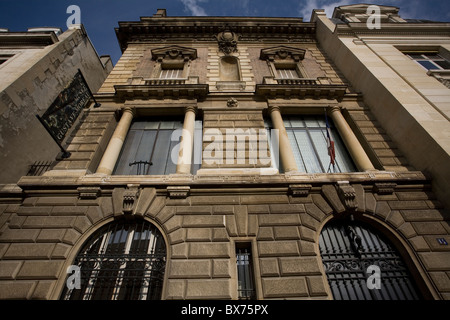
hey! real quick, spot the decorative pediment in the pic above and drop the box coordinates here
[260,46,306,62]
[151,45,197,62]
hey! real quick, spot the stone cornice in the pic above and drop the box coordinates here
[255,83,347,100]
[0,32,59,48]
[114,84,209,101]
[335,22,450,37]
[115,18,316,52]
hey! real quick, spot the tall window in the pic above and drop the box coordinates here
[236,243,256,300]
[266,115,356,173]
[113,117,202,175]
[61,220,167,300]
[405,52,450,71]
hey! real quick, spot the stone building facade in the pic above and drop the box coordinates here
[0,5,449,300]
[0,25,113,184]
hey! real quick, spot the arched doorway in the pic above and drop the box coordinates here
[61,219,166,300]
[319,218,422,300]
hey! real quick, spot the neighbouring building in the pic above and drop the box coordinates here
[0,4,449,300]
[0,25,113,184]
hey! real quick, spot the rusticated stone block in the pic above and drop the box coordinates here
[189,242,230,258]
[419,252,450,271]
[312,194,333,215]
[273,226,300,240]
[0,261,22,279]
[307,276,329,297]
[412,222,447,235]
[262,277,308,298]
[186,228,212,242]
[279,257,322,276]
[185,279,231,299]
[305,203,326,221]
[321,185,345,214]
[4,243,55,259]
[0,281,35,299]
[213,259,231,278]
[259,258,280,277]
[269,204,305,214]
[257,227,274,241]
[16,260,64,279]
[169,260,212,279]
[258,240,299,257]
[165,279,185,299]
[31,280,55,300]
[259,214,301,226]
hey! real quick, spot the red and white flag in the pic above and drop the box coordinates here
[325,112,336,166]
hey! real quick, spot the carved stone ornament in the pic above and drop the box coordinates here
[289,184,312,197]
[167,186,190,199]
[216,30,238,55]
[77,186,101,199]
[122,184,141,215]
[337,181,358,211]
[373,182,396,195]
[227,97,238,108]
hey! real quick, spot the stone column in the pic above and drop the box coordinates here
[176,106,197,174]
[328,106,375,172]
[96,107,135,175]
[269,106,298,172]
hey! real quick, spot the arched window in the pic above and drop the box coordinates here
[61,219,166,300]
[319,219,422,300]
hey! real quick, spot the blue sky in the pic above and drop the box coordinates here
[1,0,449,64]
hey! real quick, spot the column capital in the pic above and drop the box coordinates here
[122,107,136,117]
[184,106,197,114]
[327,105,341,114]
[268,105,281,114]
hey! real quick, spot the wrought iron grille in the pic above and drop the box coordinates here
[26,161,54,176]
[61,220,166,300]
[129,161,152,175]
[319,220,422,300]
[236,246,256,300]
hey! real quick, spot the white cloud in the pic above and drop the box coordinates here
[180,0,208,16]
[299,0,353,21]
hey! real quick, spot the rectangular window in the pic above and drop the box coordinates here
[236,243,256,300]
[266,115,356,173]
[276,66,300,79]
[113,117,202,175]
[405,52,450,71]
[159,67,183,79]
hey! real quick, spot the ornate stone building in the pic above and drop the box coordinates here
[0,5,449,300]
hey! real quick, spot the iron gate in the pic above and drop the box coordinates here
[61,220,166,300]
[319,220,422,300]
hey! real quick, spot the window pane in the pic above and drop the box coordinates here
[435,60,450,69]
[417,60,439,70]
[287,130,305,172]
[281,115,356,173]
[294,130,323,173]
[149,130,173,175]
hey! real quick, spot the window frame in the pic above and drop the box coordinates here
[113,116,203,176]
[266,114,357,174]
[405,52,450,71]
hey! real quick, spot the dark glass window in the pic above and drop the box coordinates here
[113,118,202,175]
[236,243,256,300]
[406,52,450,70]
[266,115,356,173]
[61,220,167,300]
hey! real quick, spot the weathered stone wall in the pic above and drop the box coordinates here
[0,180,448,299]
